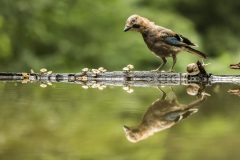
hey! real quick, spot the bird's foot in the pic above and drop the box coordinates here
[151,69,161,72]
[151,64,164,72]
[151,69,168,72]
[166,69,173,73]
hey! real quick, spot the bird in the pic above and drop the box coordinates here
[123,87,207,143]
[123,14,207,71]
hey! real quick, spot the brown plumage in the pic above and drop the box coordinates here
[124,14,207,71]
[123,87,207,143]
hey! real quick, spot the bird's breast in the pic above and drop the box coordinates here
[142,33,158,50]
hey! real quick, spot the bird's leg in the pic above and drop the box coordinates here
[157,86,167,100]
[169,55,177,72]
[153,57,167,71]
[170,86,177,102]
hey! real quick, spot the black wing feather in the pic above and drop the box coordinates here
[175,34,197,47]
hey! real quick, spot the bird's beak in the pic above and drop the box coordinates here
[124,25,131,32]
[123,125,131,132]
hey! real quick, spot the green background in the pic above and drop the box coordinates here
[0,0,239,73]
[0,1,240,159]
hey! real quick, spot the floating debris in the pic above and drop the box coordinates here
[40,68,48,73]
[127,88,134,93]
[186,61,208,76]
[98,84,106,90]
[186,83,210,99]
[92,69,100,73]
[30,69,35,74]
[123,67,129,71]
[82,68,89,72]
[186,63,200,75]
[123,85,134,93]
[47,82,52,86]
[21,73,30,83]
[98,67,107,73]
[47,71,52,74]
[127,64,134,70]
[22,73,29,78]
[76,76,88,81]
[22,79,29,83]
[91,81,100,88]
[40,83,47,88]
[123,86,129,91]
[123,64,134,72]
[68,76,75,81]
[92,69,100,76]
[82,85,89,89]
[186,84,200,96]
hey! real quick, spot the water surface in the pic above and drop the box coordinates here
[0,82,240,160]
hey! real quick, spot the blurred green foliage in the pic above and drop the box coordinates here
[1,1,240,159]
[139,0,240,56]
[0,0,239,73]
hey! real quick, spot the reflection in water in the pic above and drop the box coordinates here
[123,86,208,143]
[228,89,240,96]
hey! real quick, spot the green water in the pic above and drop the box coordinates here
[0,82,240,160]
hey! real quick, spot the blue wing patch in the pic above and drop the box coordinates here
[164,111,182,121]
[163,37,182,46]
[164,109,197,122]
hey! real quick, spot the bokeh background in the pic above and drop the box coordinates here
[0,0,240,73]
[1,1,240,160]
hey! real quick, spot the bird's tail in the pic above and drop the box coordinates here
[185,46,207,59]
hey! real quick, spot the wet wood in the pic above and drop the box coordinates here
[0,71,240,87]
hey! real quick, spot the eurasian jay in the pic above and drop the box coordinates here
[124,14,207,71]
[123,87,207,143]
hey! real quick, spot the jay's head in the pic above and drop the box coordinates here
[124,14,142,32]
[123,125,145,143]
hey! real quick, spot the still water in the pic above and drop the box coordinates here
[0,82,240,160]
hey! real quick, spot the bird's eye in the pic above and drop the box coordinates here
[131,18,136,23]
[131,135,136,139]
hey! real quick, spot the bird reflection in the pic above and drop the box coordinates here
[123,86,207,143]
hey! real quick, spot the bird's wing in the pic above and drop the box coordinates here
[161,30,198,47]
[163,109,198,123]
[163,111,183,122]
